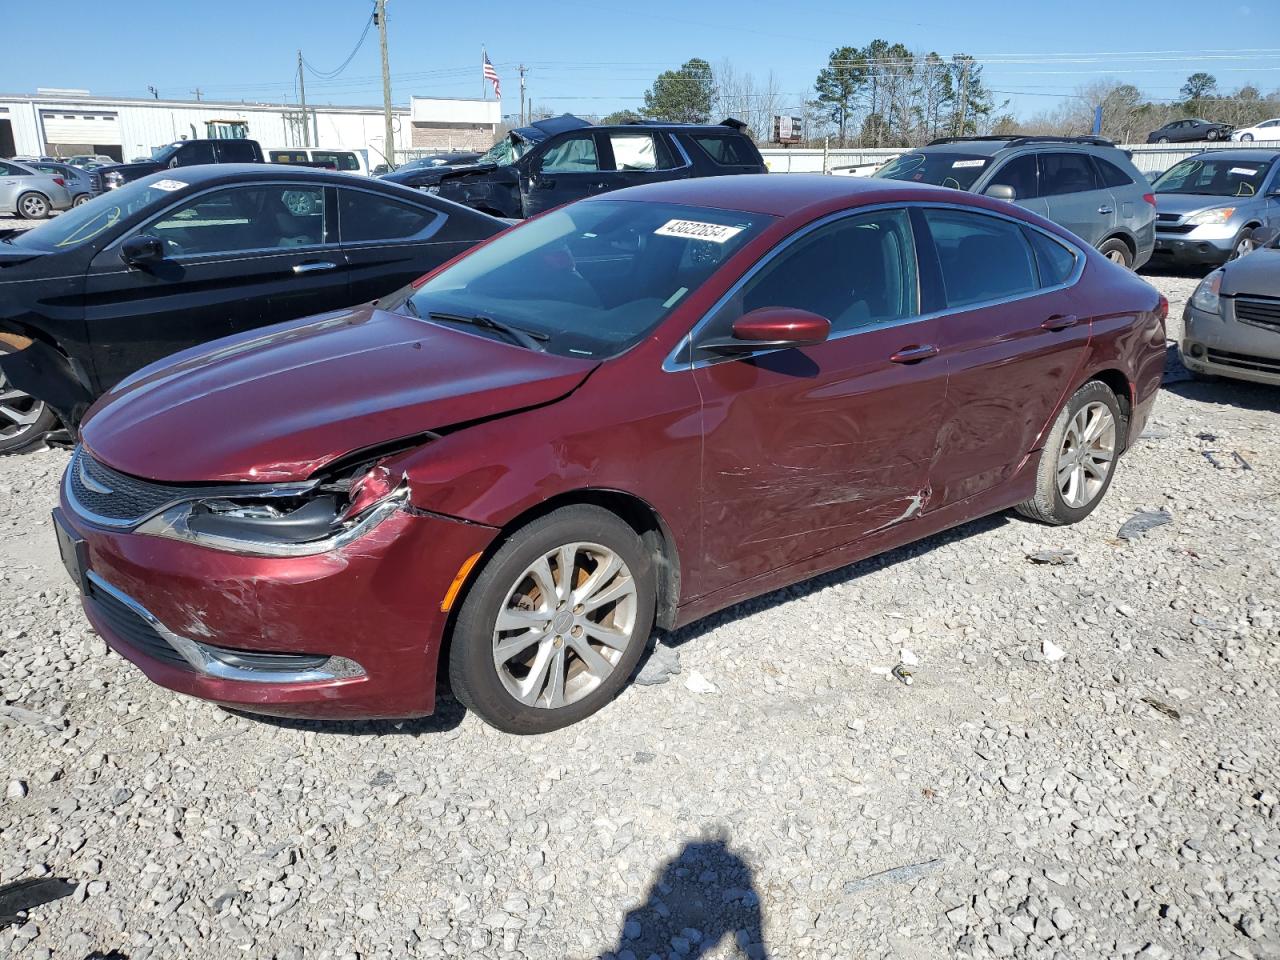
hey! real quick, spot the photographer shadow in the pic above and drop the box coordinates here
[598,837,769,960]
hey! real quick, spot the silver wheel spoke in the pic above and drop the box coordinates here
[527,557,557,606]
[554,544,576,603]
[583,621,630,651]
[496,608,551,632]
[582,576,633,614]
[571,552,621,605]
[569,636,612,681]
[518,641,556,704]
[544,648,567,708]
[494,628,547,664]
[0,404,40,428]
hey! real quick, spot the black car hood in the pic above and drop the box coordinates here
[510,114,591,143]
[0,241,49,267]
[93,160,160,178]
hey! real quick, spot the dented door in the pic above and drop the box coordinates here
[691,321,947,595]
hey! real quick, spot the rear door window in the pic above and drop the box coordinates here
[923,208,1039,308]
[1040,153,1099,196]
[607,133,679,171]
[339,188,440,243]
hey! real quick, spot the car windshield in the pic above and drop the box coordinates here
[397,200,771,359]
[150,144,179,162]
[874,152,991,190]
[1153,157,1272,196]
[6,177,181,250]
[479,137,531,166]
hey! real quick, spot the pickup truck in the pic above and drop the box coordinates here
[95,138,265,191]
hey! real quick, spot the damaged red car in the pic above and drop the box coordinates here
[54,175,1166,733]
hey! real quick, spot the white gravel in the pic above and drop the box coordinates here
[2,270,1279,960]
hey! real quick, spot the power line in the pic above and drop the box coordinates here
[303,6,375,79]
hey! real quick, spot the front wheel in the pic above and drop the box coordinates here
[449,505,656,734]
[0,345,58,453]
[1157,137,1170,144]
[1229,228,1257,261]
[1016,381,1124,526]
[1241,133,1255,142]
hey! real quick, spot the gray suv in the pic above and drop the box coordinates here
[874,135,1156,268]
[1149,149,1280,267]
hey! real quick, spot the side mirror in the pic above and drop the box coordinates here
[120,234,165,267]
[985,184,1016,202]
[701,307,831,355]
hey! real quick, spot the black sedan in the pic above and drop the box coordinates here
[0,165,506,451]
[1147,118,1234,143]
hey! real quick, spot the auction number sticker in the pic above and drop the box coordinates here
[150,179,188,192]
[1230,167,1259,176]
[952,159,986,168]
[655,219,744,243]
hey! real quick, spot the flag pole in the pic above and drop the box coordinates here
[481,45,486,100]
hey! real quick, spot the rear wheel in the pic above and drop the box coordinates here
[1242,133,1255,142]
[1016,381,1124,526]
[72,193,91,207]
[449,505,656,734]
[16,192,50,219]
[1098,238,1133,268]
[1157,137,1170,144]
[0,345,57,453]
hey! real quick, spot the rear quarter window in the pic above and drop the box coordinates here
[1092,157,1135,188]
[688,134,759,166]
[1025,229,1078,287]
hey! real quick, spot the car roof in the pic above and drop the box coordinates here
[131,163,378,186]
[590,173,999,220]
[1185,148,1280,162]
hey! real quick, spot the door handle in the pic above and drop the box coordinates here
[292,261,336,274]
[1041,314,1079,331]
[1098,206,1114,215]
[889,344,939,364]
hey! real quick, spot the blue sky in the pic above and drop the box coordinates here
[2,0,1277,118]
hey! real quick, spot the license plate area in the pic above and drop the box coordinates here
[52,508,89,591]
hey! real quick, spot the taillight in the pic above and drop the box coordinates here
[52,177,65,187]
[1157,295,1169,321]
[1142,192,1156,207]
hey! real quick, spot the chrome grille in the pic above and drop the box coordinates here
[66,447,222,527]
[1236,296,1280,331]
[88,172,103,196]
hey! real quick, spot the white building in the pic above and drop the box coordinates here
[0,89,500,165]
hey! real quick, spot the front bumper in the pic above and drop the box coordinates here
[1179,302,1280,386]
[60,494,498,719]
[1151,224,1239,265]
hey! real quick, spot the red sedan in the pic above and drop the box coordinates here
[54,176,1167,733]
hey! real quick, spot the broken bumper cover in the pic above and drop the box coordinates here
[59,496,497,719]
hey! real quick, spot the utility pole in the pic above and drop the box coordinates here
[376,0,394,168]
[147,85,159,100]
[955,57,969,137]
[190,88,203,102]
[297,50,310,147]
[519,64,527,126]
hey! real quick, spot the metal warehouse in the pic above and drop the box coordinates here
[0,90,501,164]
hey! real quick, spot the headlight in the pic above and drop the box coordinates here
[136,461,408,557]
[1190,269,1224,315]
[1185,207,1235,226]
[103,171,125,190]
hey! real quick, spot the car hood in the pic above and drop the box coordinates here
[81,306,599,484]
[1221,248,1280,297]
[387,161,499,186]
[1154,193,1252,218]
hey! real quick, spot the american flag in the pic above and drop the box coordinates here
[483,53,501,100]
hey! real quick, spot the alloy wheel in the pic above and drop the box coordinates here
[1057,401,1116,509]
[73,194,90,207]
[1105,249,1127,265]
[492,541,637,710]
[0,372,47,442]
[19,194,49,218]
[1231,234,1256,260]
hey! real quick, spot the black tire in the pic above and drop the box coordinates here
[1228,227,1258,261]
[449,504,656,734]
[16,192,50,219]
[1098,237,1133,269]
[1207,129,1219,141]
[0,344,58,453]
[72,193,91,207]
[1016,380,1125,526]
[1157,137,1170,144]
[1242,133,1255,142]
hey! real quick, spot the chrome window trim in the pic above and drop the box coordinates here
[662,200,1087,373]
[85,571,364,684]
[106,179,338,257]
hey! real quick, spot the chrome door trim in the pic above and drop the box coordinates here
[661,200,1088,373]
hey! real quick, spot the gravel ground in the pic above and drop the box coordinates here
[2,270,1279,960]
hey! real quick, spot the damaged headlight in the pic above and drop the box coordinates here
[136,462,408,557]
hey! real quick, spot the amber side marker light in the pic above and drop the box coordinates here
[440,552,483,612]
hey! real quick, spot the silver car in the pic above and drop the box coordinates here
[0,158,74,219]
[1149,149,1280,267]
[1180,227,1280,385]
[874,135,1157,268]
[28,161,96,207]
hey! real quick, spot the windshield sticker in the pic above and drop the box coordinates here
[655,220,744,243]
[952,159,986,168]
[150,179,187,192]
[1230,167,1260,176]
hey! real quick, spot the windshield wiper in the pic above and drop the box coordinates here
[427,311,547,351]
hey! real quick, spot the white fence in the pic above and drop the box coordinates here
[759,140,1280,177]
